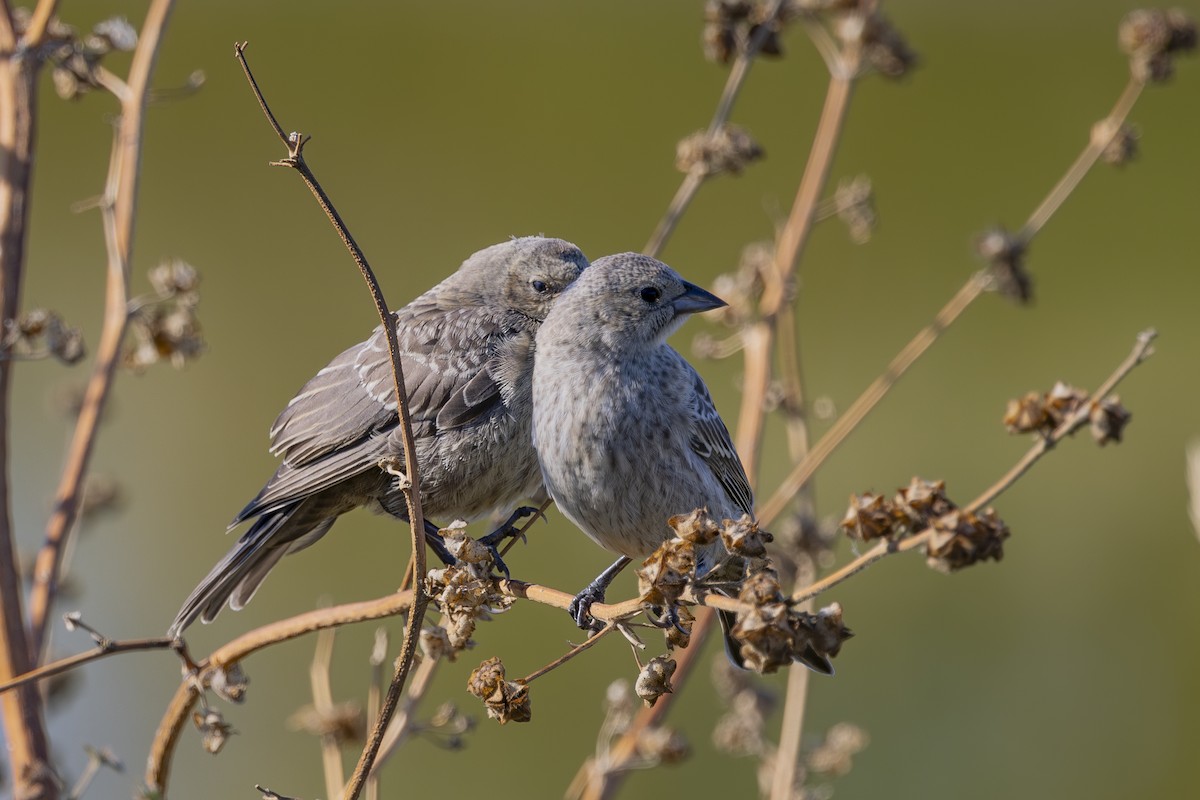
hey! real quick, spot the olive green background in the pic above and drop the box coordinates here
[8,1,1200,798]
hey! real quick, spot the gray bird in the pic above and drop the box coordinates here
[532,252,831,673]
[170,236,589,636]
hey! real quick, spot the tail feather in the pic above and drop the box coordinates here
[169,505,312,636]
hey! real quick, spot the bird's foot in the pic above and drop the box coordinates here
[646,604,690,638]
[476,505,539,579]
[568,582,608,633]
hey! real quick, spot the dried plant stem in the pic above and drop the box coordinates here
[571,610,717,800]
[232,44,429,799]
[365,629,387,800]
[792,329,1156,604]
[0,636,174,695]
[372,638,440,772]
[644,0,787,258]
[28,0,176,660]
[310,627,346,800]
[0,42,51,798]
[22,0,58,49]
[769,558,816,800]
[145,590,416,795]
[760,273,988,525]
[1020,78,1143,242]
[521,624,616,685]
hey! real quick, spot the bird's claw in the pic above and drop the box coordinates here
[476,506,539,579]
[568,584,607,633]
[646,604,689,637]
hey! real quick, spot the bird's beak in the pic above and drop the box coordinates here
[672,281,727,317]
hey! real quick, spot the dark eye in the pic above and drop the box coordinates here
[531,279,548,293]
[640,286,661,303]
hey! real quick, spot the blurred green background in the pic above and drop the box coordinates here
[8,1,1200,797]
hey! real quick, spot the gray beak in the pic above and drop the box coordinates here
[672,281,727,317]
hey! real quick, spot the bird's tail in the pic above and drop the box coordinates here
[168,505,334,637]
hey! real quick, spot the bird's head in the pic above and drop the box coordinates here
[544,252,726,352]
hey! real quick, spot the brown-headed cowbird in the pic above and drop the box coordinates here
[532,252,831,673]
[169,236,588,636]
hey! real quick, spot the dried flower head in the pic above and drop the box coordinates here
[637,536,697,611]
[635,655,677,707]
[720,514,772,558]
[926,508,1010,573]
[466,656,530,724]
[676,124,764,176]
[702,0,784,64]
[892,477,956,531]
[976,226,1032,303]
[709,241,772,329]
[806,722,870,776]
[1092,119,1140,166]
[668,507,721,546]
[1003,391,1049,434]
[2,308,85,364]
[833,174,877,243]
[1089,395,1132,445]
[192,707,235,754]
[840,492,897,541]
[424,553,513,656]
[287,701,364,742]
[209,663,249,704]
[1120,8,1196,83]
[860,12,918,78]
[636,725,691,764]
[1044,381,1088,426]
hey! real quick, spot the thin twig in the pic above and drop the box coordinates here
[792,329,1157,604]
[759,274,988,525]
[145,590,416,795]
[571,611,717,800]
[0,636,173,695]
[28,0,176,661]
[521,624,616,685]
[20,0,58,50]
[1020,78,1143,242]
[643,0,787,258]
[231,43,429,800]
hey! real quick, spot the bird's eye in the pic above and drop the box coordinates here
[531,279,549,293]
[640,286,661,303]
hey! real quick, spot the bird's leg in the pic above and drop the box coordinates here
[569,556,633,631]
[423,519,457,566]
[644,603,691,637]
[476,505,539,579]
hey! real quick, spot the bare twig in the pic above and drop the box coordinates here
[521,624,616,685]
[145,590,416,795]
[759,274,989,525]
[21,0,58,49]
[231,43,429,800]
[0,635,173,695]
[792,329,1157,604]
[569,611,717,800]
[366,628,387,800]
[28,0,177,661]
[644,0,787,258]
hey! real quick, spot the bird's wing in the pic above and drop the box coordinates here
[238,306,513,521]
[268,306,509,467]
[686,365,755,517]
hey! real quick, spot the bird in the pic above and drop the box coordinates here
[169,236,589,636]
[531,252,832,673]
